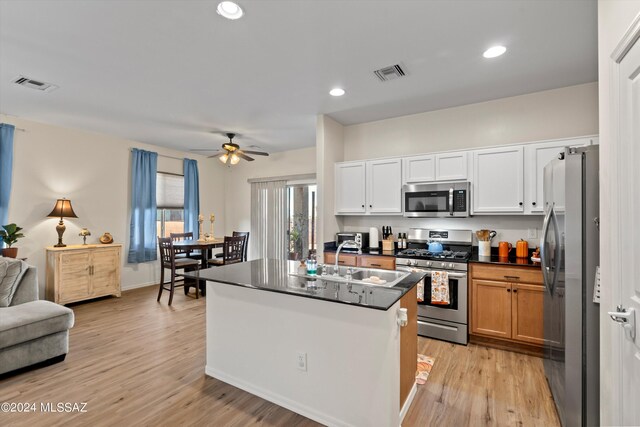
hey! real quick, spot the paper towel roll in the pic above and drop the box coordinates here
[369,227,379,248]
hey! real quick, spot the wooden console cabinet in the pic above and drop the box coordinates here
[470,263,545,352]
[46,244,122,304]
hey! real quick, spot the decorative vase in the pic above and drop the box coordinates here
[1,247,18,258]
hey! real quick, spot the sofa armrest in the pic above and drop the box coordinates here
[10,267,39,306]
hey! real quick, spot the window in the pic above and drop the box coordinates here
[287,184,317,260]
[156,172,184,238]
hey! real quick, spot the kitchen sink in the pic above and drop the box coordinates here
[289,264,409,288]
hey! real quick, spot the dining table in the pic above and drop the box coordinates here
[172,237,224,295]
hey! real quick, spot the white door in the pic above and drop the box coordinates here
[608,25,640,426]
[472,146,524,213]
[435,152,468,181]
[334,162,366,214]
[366,158,402,214]
[402,154,435,184]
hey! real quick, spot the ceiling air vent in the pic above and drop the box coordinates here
[373,64,406,82]
[12,75,59,92]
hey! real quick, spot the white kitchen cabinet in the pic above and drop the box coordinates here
[367,158,402,214]
[473,146,524,213]
[524,137,598,214]
[335,162,366,214]
[436,152,468,181]
[402,154,435,184]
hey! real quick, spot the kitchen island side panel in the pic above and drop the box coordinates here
[205,280,401,427]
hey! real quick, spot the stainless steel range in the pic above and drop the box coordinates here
[395,228,472,345]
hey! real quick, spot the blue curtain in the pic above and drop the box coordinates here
[128,149,158,263]
[0,124,15,233]
[183,158,200,236]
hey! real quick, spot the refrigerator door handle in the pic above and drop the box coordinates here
[540,205,560,294]
[540,206,553,293]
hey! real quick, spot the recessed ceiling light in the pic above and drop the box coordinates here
[329,88,345,97]
[483,45,507,59]
[217,1,243,20]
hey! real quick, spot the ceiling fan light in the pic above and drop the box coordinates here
[219,153,229,163]
[230,154,240,165]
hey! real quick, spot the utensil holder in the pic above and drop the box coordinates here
[479,241,491,257]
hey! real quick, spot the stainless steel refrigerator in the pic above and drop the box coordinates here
[541,145,599,427]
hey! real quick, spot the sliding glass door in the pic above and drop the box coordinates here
[287,184,317,260]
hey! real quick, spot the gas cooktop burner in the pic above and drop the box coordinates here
[397,248,470,261]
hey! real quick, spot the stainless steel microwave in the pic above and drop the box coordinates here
[402,182,470,217]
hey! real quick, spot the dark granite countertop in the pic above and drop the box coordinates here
[183,259,425,311]
[469,246,542,268]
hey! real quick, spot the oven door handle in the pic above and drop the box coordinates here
[396,267,467,278]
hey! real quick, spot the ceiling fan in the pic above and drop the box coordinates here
[191,133,269,165]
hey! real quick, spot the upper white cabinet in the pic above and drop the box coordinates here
[436,152,468,181]
[403,155,435,184]
[524,137,598,214]
[473,146,524,213]
[403,152,467,183]
[367,158,403,214]
[335,159,402,215]
[335,162,366,214]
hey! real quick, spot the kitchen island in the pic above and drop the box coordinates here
[183,259,424,427]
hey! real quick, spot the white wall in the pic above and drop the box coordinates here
[597,1,640,425]
[316,115,345,253]
[223,146,316,256]
[343,82,598,161]
[1,114,226,292]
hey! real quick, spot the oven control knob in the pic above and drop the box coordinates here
[412,260,418,266]
[449,263,455,269]
[426,261,432,267]
[440,262,446,268]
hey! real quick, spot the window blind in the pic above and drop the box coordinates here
[156,172,184,209]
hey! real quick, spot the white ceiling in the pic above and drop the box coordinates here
[0,0,597,153]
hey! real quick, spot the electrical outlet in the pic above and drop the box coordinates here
[297,352,307,371]
[528,228,538,239]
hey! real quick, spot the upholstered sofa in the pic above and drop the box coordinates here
[0,263,75,375]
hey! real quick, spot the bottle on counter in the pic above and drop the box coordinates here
[306,254,317,275]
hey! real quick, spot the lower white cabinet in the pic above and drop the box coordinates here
[473,146,524,213]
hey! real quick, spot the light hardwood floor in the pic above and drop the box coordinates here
[0,286,559,427]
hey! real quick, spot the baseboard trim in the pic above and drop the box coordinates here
[205,365,354,427]
[399,382,417,424]
[122,281,157,291]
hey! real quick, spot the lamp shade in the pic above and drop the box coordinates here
[47,198,78,219]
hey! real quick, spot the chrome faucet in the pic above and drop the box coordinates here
[334,240,362,275]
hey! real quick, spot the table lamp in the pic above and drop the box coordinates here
[47,198,78,247]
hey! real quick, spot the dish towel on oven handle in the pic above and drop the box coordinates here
[431,270,450,305]
[414,269,425,302]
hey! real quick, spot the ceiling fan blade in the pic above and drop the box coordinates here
[205,151,226,158]
[236,151,255,162]
[241,150,269,156]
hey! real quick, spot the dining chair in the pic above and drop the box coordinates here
[169,232,193,258]
[157,237,200,305]
[215,231,249,262]
[209,236,246,267]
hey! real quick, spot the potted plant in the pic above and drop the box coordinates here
[1,223,25,258]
